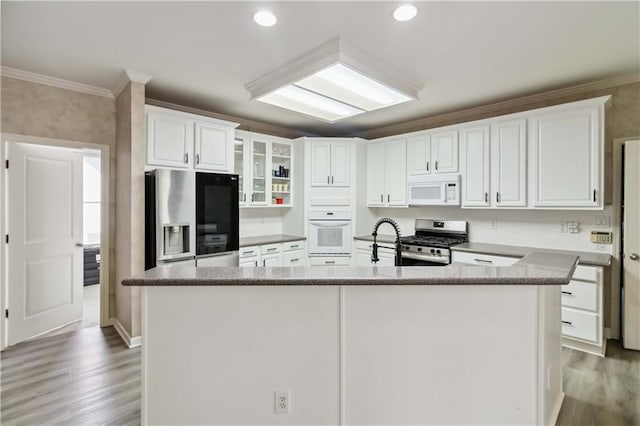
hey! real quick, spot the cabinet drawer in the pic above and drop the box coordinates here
[240,246,260,259]
[283,251,306,267]
[572,265,598,282]
[260,243,282,255]
[452,251,519,266]
[283,240,305,252]
[310,257,351,266]
[561,308,599,344]
[561,280,598,312]
[239,257,259,268]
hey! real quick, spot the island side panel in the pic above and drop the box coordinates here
[342,285,541,425]
[141,286,341,426]
[538,284,564,425]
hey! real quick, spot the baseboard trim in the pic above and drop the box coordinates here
[111,318,141,348]
[550,391,565,426]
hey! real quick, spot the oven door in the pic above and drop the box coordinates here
[308,220,352,255]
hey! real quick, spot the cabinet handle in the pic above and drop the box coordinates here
[496,192,500,203]
[255,260,258,267]
[435,161,438,171]
[474,258,493,264]
[290,244,299,249]
[562,320,573,326]
[561,291,573,295]
[251,193,254,202]
[291,258,299,262]
[195,154,200,165]
[332,176,334,184]
[184,153,189,164]
[380,194,383,202]
[325,260,336,264]
[267,248,277,252]
[426,161,429,172]
[387,194,390,203]
[263,259,266,267]
[327,176,330,184]
[485,192,488,203]
[243,193,246,203]
[242,250,254,255]
[593,189,596,202]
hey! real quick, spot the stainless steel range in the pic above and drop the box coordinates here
[400,219,468,266]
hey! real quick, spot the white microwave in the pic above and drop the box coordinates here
[407,173,461,206]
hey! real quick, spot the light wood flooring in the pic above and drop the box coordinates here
[1,329,638,425]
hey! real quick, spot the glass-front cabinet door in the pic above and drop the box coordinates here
[234,137,245,205]
[250,139,267,205]
[270,142,292,206]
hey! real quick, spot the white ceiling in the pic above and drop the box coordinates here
[2,1,639,136]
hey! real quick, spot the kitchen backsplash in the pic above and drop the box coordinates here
[370,206,615,254]
[240,208,284,238]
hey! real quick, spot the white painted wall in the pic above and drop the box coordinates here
[369,206,614,254]
[239,208,285,238]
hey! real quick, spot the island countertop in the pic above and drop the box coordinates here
[123,251,578,286]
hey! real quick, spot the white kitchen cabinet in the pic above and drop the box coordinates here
[561,265,605,356]
[460,126,491,207]
[530,103,603,208]
[239,240,306,267]
[451,251,519,267]
[262,253,283,267]
[146,105,238,171]
[236,131,293,208]
[146,109,193,168]
[309,256,351,266]
[310,140,350,187]
[406,131,457,175]
[460,120,527,208]
[194,121,234,172]
[366,138,407,207]
[355,240,396,266]
[491,118,527,207]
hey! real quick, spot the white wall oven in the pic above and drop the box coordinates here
[308,210,352,256]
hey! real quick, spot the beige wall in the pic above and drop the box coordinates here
[1,76,119,320]
[114,81,146,338]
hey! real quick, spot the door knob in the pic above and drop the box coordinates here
[629,253,639,261]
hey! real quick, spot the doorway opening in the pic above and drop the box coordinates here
[1,134,111,349]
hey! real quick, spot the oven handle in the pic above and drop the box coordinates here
[401,252,449,264]
[309,221,352,227]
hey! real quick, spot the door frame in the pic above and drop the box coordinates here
[1,133,111,350]
[611,136,640,341]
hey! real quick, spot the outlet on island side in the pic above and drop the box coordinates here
[274,389,290,414]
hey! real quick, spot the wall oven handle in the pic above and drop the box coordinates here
[474,258,493,264]
[325,260,336,264]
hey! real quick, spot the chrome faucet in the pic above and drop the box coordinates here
[371,217,402,266]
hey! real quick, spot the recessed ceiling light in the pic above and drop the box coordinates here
[253,11,277,27]
[393,4,418,22]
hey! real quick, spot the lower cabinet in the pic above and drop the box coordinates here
[355,240,396,266]
[451,251,519,267]
[560,265,604,356]
[239,240,307,267]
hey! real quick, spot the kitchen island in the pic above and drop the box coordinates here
[124,252,578,426]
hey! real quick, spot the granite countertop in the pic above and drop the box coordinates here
[239,234,306,247]
[451,242,611,267]
[124,251,578,287]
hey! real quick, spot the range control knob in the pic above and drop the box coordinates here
[417,247,422,252]
[436,249,441,255]
[430,249,436,254]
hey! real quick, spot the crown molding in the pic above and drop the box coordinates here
[362,72,640,139]
[111,69,153,98]
[0,66,114,98]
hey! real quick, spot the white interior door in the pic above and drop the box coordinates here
[623,140,640,350]
[7,142,83,345]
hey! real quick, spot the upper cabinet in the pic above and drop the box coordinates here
[310,140,350,187]
[491,119,527,207]
[406,131,458,176]
[235,130,293,208]
[530,103,603,208]
[145,105,238,171]
[460,126,491,207]
[366,138,407,207]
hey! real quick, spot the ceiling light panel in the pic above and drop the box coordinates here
[254,11,277,27]
[393,5,418,22]
[257,85,364,122]
[295,63,412,112]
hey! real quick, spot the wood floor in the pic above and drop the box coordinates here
[1,326,140,425]
[1,328,638,425]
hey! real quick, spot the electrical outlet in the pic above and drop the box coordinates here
[567,221,580,233]
[274,389,290,414]
[559,222,567,233]
[595,216,611,228]
[489,220,498,229]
